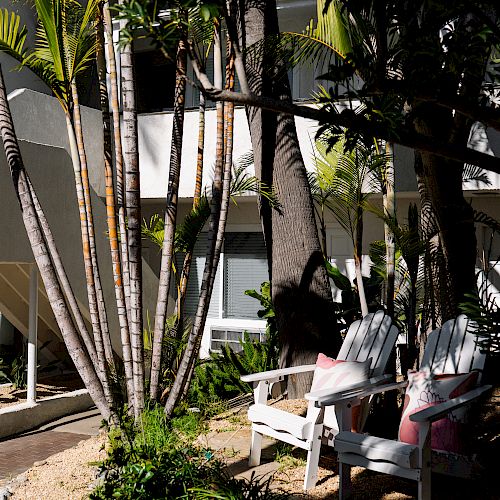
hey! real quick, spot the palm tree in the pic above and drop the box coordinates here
[150,10,189,402]
[95,4,134,409]
[0,0,117,411]
[119,1,144,419]
[313,138,387,316]
[164,31,232,417]
[0,64,111,420]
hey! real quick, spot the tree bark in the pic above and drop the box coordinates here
[26,176,98,368]
[103,2,131,319]
[96,12,135,409]
[164,32,231,417]
[71,83,114,366]
[150,37,188,401]
[63,109,115,411]
[0,66,110,420]
[120,30,144,418]
[238,0,339,397]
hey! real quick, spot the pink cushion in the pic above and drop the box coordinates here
[398,369,478,453]
[311,354,371,392]
[310,354,371,432]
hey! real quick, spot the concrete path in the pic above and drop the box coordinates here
[0,409,101,482]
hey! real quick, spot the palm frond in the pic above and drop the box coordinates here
[175,195,211,254]
[142,213,165,249]
[463,163,491,186]
[230,165,280,209]
[0,9,28,62]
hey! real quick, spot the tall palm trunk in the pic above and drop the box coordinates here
[64,109,114,411]
[150,36,188,401]
[383,142,395,317]
[164,33,231,417]
[96,12,134,409]
[0,66,110,420]
[103,1,131,317]
[354,206,368,316]
[26,175,98,367]
[71,83,114,365]
[120,18,144,417]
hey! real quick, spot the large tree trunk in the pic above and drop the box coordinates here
[239,0,339,397]
[96,12,135,409]
[0,66,110,420]
[120,27,144,418]
[150,37,188,401]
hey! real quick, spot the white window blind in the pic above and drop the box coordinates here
[223,233,268,319]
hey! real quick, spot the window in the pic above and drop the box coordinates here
[134,49,176,113]
[180,232,269,321]
[210,327,265,353]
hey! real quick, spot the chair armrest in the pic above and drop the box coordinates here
[305,374,392,403]
[410,385,492,424]
[240,364,316,383]
[310,380,408,407]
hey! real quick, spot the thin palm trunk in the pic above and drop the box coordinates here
[103,1,131,317]
[26,175,98,367]
[150,37,188,401]
[164,32,229,417]
[177,92,206,306]
[179,50,235,403]
[96,13,134,409]
[354,207,368,316]
[64,109,114,411]
[120,19,144,418]
[71,83,114,365]
[384,142,395,317]
[0,66,110,420]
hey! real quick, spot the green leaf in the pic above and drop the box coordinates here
[325,260,352,291]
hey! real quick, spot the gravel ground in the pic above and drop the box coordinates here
[3,391,497,499]
[7,434,105,500]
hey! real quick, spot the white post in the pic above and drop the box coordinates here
[27,264,38,403]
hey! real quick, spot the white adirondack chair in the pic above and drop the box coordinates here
[241,310,399,490]
[309,315,491,500]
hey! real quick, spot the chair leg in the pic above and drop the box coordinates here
[249,428,263,467]
[303,425,322,490]
[339,461,352,499]
[418,421,431,500]
[418,461,431,500]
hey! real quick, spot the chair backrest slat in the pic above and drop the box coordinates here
[337,311,398,377]
[421,315,486,382]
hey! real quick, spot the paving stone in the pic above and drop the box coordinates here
[0,431,89,480]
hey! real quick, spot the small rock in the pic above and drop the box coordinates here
[14,473,27,485]
[33,460,47,467]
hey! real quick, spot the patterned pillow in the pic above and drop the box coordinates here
[398,368,478,453]
[310,353,371,431]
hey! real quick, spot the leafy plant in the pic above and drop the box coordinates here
[92,405,289,499]
[189,282,279,412]
[0,340,57,390]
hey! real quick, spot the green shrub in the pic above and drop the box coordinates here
[189,282,279,413]
[92,406,290,499]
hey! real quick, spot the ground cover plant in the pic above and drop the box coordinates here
[91,406,290,499]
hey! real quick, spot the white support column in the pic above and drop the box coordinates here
[27,264,38,404]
